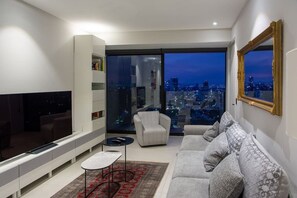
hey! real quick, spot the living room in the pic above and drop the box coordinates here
[1,0,297,197]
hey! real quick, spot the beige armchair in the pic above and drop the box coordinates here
[133,111,171,147]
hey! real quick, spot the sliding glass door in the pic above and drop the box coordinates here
[107,55,162,132]
[106,50,226,135]
[164,52,226,133]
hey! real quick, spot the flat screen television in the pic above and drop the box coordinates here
[0,91,72,162]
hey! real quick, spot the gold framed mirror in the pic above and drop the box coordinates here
[237,20,283,115]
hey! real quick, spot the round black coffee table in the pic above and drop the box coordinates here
[101,137,134,182]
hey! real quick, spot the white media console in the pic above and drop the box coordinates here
[0,128,105,198]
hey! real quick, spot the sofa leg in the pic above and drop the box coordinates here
[71,157,76,164]
[89,147,93,153]
[12,192,17,198]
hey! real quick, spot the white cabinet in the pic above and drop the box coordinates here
[74,35,106,133]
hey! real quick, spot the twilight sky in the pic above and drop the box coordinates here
[244,50,273,83]
[164,52,226,86]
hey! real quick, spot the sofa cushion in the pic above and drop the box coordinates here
[225,123,247,155]
[219,111,234,133]
[138,111,159,129]
[239,134,289,198]
[203,121,220,142]
[180,135,210,151]
[166,177,209,198]
[172,150,211,179]
[203,132,229,171]
[209,153,244,198]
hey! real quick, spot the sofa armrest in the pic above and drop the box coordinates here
[183,125,212,136]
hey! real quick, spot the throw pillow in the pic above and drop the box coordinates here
[219,111,235,133]
[239,134,289,198]
[209,153,244,198]
[203,121,220,142]
[203,132,229,172]
[225,123,247,156]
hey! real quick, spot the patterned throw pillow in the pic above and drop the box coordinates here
[203,121,220,142]
[219,111,235,133]
[225,123,247,155]
[209,153,244,198]
[203,132,229,172]
[239,134,289,198]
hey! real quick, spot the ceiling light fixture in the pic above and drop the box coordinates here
[213,21,218,26]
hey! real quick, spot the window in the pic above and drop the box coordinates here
[164,51,226,134]
[107,54,162,132]
[106,49,226,135]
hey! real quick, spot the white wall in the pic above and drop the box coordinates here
[97,29,231,49]
[0,0,75,94]
[230,0,297,195]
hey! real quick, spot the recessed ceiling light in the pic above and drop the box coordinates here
[213,21,218,26]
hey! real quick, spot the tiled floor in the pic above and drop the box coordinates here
[21,134,183,198]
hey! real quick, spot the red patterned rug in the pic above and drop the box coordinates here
[51,161,168,198]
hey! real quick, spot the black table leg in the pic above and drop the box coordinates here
[112,164,114,182]
[108,166,111,198]
[84,170,87,198]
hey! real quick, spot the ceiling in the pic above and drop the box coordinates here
[23,0,248,33]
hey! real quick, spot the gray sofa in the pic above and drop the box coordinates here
[167,112,289,198]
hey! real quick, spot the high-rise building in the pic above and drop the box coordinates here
[169,78,179,91]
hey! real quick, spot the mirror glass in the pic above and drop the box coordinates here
[237,20,282,115]
[244,38,273,102]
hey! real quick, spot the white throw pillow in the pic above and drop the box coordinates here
[225,123,247,156]
[239,134,289,198]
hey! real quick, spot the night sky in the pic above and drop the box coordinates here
[244,50,273,83]
[164,52,226,86]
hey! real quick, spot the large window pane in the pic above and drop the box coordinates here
[107,55,161,132]
[164,52,226,134]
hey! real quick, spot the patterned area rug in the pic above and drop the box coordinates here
[51,161,168,198]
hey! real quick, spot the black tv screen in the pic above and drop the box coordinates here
[0,91,72,162]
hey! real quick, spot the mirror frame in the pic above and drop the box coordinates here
[237,20,283,116]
